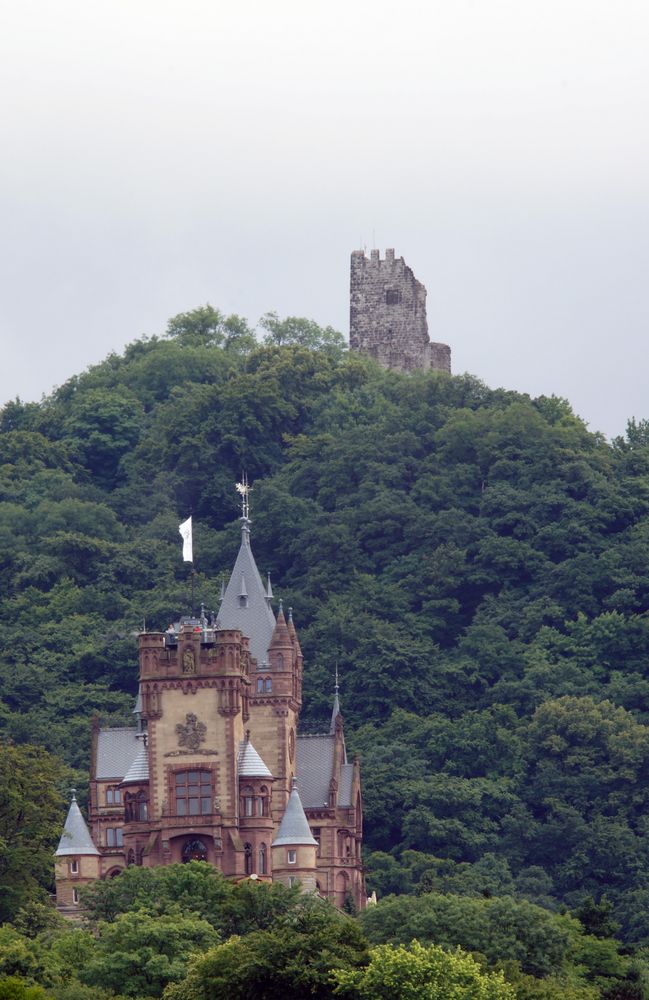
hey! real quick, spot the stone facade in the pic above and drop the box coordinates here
[350,249,451,374]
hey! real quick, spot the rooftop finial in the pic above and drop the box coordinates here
[235,473,252,521]
[266,573,274,601]
[279,598,283,614]
[288,606,293,623]
[292,776,298,791]
[70,787,77,801]
[334,662,339,694]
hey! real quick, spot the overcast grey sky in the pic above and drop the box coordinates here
[1,0,647,439]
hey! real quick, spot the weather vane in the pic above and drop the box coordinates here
[235,473,252,520]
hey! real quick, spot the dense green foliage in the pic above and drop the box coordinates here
[4,304,649,992]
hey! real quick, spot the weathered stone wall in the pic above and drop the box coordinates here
[349,249,451,374]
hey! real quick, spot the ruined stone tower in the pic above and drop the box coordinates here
[350,249,451,374]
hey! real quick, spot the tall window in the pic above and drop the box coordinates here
[125,792,147,822]
[241,785,269,817]
[106,787,122,805]
[259,843,267,875]
[287,849,297,865]
[174,770,212,816]
[244,842,253,875]
[106,828,124,847]
[70,859,79,875]
[72,888,80,904]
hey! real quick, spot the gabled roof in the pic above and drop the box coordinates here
[56,796,99,856]
[217,518,276,668]
[238,738,272,778]
[121,742,149,784]
[296,734,353,809]
[272,781,318,847]
[95,727,140,780]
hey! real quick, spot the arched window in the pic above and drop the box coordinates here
[259,785,270,817]
[127,849,135,866]
[182,839,208,862]
[264,677,272,693]
[136,791,148,821]
[242,785,255,816]
[259,843,267,875]
[244,842,253,875]
[257,677,264,693]
[174,770,212,816]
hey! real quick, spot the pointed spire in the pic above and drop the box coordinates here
[329,664,342,735]
[218,486,276,666]
[219,578,226,601]
[56,794,99,856]
[266,573,274,603]
[272,779,317,846]
[269,600,291,651]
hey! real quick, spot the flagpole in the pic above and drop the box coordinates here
[178,515,195,616]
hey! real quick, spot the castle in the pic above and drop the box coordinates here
[54,500,364,914]
[350,249,451,373]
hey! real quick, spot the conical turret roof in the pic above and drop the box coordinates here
[218,517,276,668]
[238,737,273,778]
[272,780,317,847]
[56,794,99,856]
[121,742,149,784]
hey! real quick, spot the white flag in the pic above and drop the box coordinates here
[179,516,193,562]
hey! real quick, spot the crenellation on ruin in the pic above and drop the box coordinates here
[349,249,451,374]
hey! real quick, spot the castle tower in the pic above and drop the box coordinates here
[218,510,301,824]
[350,249,451,374]
[54,791,100,917]
[271,778,318,893]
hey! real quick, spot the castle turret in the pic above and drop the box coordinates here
[54,791,100,916]
[271,778,318,893]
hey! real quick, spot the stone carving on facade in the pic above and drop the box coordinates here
[176,712,206,750]
[182,648,196,675]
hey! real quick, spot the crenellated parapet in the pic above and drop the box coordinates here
[350,249,451,374]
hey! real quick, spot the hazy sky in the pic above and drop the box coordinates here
[2,0,648,439]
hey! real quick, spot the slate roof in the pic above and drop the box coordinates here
[338,763,354,808]
[56,797,99,856]
[95,727,140,780]
[295,735,334,808]
[121,742,149,784]
[296,734,353,809]
[272,782,318,846]
[217,519,276,668]
[238,739,273,778]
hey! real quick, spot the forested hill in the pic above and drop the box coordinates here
[4,306,649,943]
